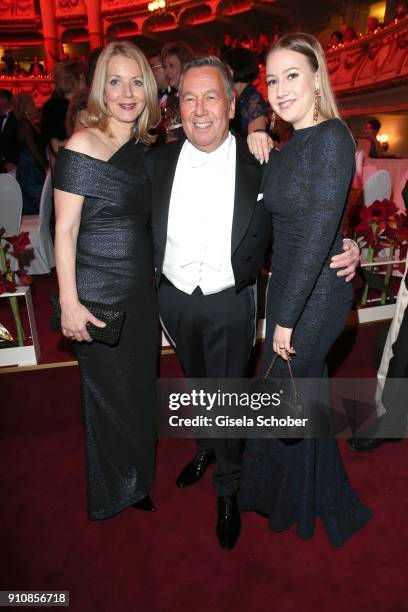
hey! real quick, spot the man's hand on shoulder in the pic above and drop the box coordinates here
[330,239,359,282]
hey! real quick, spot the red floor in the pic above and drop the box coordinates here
[1,274,407,612]
[1,364,407,612]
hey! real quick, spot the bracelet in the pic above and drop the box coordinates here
[252,129,267,133]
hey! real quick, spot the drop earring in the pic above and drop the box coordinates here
[313,88,321,122]
[270,111,276,131]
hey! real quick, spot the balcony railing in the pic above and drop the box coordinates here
[326,16,408,95]
[0,74,53,107]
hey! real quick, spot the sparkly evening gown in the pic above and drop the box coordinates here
[239,119,372,546]
[54,140,158,520]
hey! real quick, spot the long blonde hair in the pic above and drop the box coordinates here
[85,41,160,144]
[268,33,341,121]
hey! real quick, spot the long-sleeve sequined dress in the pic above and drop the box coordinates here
[239,119,372,546]
[54,140,158,520]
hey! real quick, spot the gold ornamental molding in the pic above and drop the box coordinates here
[0,76,53,106]
[327,15,408,97]
[0,0,36,18]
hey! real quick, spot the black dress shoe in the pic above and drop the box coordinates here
[216,494,241,550]
[132,496,156,511]
[176,450,216,488]
[347,437,403,452]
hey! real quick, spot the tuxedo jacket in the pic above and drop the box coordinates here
[144,135,271,293]
[0,112,19,166]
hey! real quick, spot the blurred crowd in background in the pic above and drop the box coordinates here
[1,4,406,215]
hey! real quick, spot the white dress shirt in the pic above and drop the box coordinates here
[163,132,236,295]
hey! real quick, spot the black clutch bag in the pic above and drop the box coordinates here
[50,296,125,346]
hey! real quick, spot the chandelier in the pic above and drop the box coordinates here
[148,0,166,11]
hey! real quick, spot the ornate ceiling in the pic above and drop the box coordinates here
[0,0,343,49]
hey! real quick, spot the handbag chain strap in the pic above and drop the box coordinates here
[263,353,299,403]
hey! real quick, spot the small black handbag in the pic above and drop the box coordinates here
[252,353,304,444]
[50,296,125,346]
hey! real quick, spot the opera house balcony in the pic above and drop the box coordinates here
[326,15,408,115]
[1,8,407,112]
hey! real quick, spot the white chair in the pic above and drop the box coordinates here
[20,172,55,274]
[361,163,377,183]
[362,170,392,206]
[0,174,23,271]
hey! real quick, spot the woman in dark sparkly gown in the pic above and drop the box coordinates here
[239,34,372,546]
[54,42,160,520]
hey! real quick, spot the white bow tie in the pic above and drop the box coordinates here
[189,147,219,168]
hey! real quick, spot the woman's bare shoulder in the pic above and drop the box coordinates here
[65,128,108,159]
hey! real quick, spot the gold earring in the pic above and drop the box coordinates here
[313,88,321,122]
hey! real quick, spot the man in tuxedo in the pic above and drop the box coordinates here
[146,56,359,550]
[0,89,18,173]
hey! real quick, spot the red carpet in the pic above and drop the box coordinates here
[1,274,406,611]
[2,351,407,612]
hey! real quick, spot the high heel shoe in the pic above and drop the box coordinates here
[132,496,156,511]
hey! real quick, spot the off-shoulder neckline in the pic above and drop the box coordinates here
[59,140,146,181]
[62,138,137,165]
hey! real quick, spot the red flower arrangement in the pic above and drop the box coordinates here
[353,199,401,246]
[6,231,31,258]
[347,199,407,305]
[0,227,32,346]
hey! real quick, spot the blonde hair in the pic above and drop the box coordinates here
[268,33,341,121]
[85,41,160,144]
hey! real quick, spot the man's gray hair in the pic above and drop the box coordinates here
[179,56,234,103]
